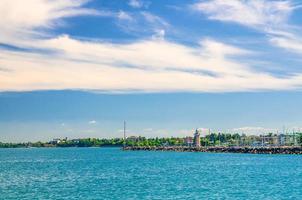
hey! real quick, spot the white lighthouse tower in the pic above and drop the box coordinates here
[194,129,201,148]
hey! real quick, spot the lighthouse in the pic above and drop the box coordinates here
[194,129,201,147]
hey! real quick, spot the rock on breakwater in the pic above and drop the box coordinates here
[123,146,302,154]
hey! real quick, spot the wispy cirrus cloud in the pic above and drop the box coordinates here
[2,35,302,92]
[269,31,302,54]
[117,11,133,21]
[0,0,102,37]
[116,11,170,38]
[192,0,294,30]
[128,0,149,9]
[1,0,302,93]
[192,0,302,54]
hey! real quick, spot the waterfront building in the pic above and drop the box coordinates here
[282,134,296,146]
[51,137,68,145]
[52,138,62,144]
[283,133,298,146]
[184,137,193,146]
[272,136,279,146]
[278,134,286,146]
[193,129,201,147]
[127,136,139,142]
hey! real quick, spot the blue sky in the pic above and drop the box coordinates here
[1,0,302,141]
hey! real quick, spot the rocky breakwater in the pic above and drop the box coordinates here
[123,146,302,154]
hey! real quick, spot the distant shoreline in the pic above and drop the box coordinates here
[124,146,302,154]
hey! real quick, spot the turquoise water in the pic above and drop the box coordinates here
[0,148,302,200]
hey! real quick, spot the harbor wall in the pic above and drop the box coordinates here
[124,146,302,154]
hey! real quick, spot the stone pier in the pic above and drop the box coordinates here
[123,146,302,154]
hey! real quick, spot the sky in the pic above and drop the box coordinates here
[1,0,302,142]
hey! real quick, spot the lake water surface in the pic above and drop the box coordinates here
[0,148,301,199]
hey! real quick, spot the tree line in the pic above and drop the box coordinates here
[1,133,302,148]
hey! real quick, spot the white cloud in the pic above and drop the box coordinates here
[0,0,103,46]
[88,120,97,124]
[232,127,278,135]
[143,128,153,132]
[193,0,293,29]
[140,128,208,138]
[117,11,133,21]
[83,129,96,133]
[139,129,171,138]
[1,0,302,92]
[128,0,145,8]
[152,29,165,40]
[0,0,99,29]
[116,11,170,37]
[140,11,169,28]
[193,0,302,54]
[2,34,302,92]
[270,35,302,53]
